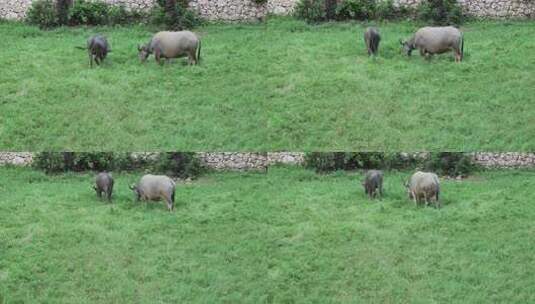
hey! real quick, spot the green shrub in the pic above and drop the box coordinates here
[33,152,131,173]
[294,0,326,23]
[416,0,463,25]
[305,152,471,174]
[251,0,267,4]
[153,152,204,179]
[382,153,421,170]
[26,0,59,29]
[33,152,204,179]
[305,152,408,173]
[423,152,476,177]
[151,0,202,30]
[56,0,71,25]
[27,0,148,28]
[68,0,109,25]
[336,0,376,20]
[295,0,412,22]
[33,152,67,173]
[374,0,399,20]
[108,5,142,25]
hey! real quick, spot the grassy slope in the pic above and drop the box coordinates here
[1,18,535,150]
[264,19,535,150]
[1,166,534,303]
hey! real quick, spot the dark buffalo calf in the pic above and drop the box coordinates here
[364,27,381,56]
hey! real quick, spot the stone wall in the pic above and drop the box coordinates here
[473,152,535,168]
[2,152,535,170]
[1,0,33,20]
[395,0,535,18]
[190,0,265,21]
[0,152,34,166]
[197,152,269,170]
[267,152,305,165]
[0,0,294,21]
[3,0,534,21]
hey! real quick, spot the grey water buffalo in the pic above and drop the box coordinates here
[362,170,383,199]
[138,31,201,65]
[76,35,110,68]
[93,172,114,201]
[406,171,441,208]
[400,26,464,62]
[364,27,381,56]
[129,174,176,211]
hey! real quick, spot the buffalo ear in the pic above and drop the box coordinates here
[137,44,142,51]
[129,184,135,190]
[399,39,404,45]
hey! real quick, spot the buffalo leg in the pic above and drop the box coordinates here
[154,49,163,65]
[188,53,194,65]
[165,197,173,212]
[455,50,462,63]
[378,185,383,198]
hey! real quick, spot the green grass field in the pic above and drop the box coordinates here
[1,18,535,150]
[1,166,534,302]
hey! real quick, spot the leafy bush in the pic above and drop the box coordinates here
[382,152,422,170]
[416,0,463,25]
[251,0,267,4]
[336,0,376,20]
[33,152,133,173]
[151,0,202,30]
[305,152,474,175]
[305,152,410,173]
[294,0,326,23]
[154,152,204,179]
[423,152,476,177]
[33,152,204,179]
[374,0,400,20]
[68,0,110,25]
[295,0,411,22]
[108,5,146,25]
[26,0,157,28]
[33,152,67,173]
[56,0,71,25]
[26,0,59,29]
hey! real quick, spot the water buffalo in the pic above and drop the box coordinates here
[364,27,381,56]
[406,171,441,208]
[138,31,201,65]
[400,26,464,62]
[362,170,383,199]
[76,35,110,68]
[129,174,176,211]
[93,172,114,201]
